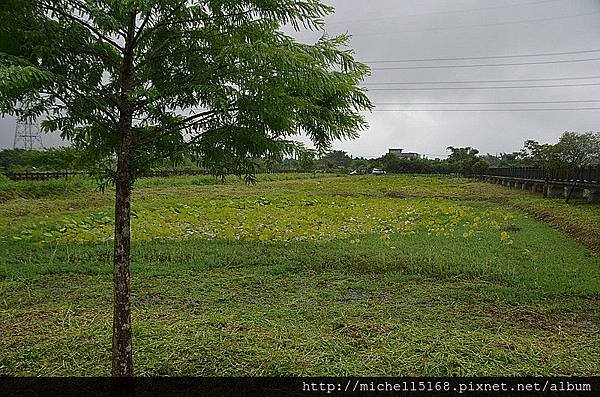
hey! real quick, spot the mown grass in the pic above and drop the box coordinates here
[0,175,598,376]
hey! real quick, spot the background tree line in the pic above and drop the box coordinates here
[2,131,598,176]
[241,130,600,175]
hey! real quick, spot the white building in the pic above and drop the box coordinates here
[389,148,420,160]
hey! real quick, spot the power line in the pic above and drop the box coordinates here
[366,83,600,91]
[371,57,600,71]
[369,108,600,112]
[365,49,600,64]
[364,75,600,85]
[340,10,600,37]
[327,0,563,25]
[374,100,600,105]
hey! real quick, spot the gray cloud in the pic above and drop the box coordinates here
[294,0,600,158]
[2,0,600,158]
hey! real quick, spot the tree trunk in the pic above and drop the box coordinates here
[112,9,137,378]
[112,132,134,376]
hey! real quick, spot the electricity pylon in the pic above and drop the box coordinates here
[13,119,44,150]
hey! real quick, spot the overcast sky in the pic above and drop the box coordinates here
[2,0,600,158]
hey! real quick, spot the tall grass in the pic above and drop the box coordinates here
[0,175,95,201]
[0,172,333,201]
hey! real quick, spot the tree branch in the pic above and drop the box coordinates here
[136,109,229,146]
[133,8,264,72]
[41,1,125,52]
[133,0,187,46]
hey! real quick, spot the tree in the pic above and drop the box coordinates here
[519,139,558,168]
[0,0,372,376]
[446,146,479,162]
[0,1,32,59]
[350,157,370,174]
[446,146,480,175]
[319,150,353,170]
[555,131,600,168]
[297,148,318,171]
[519,133,600,170]
[471,158,490,174]
[379,152,401,172]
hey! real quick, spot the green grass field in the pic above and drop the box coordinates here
[1,174,599,376]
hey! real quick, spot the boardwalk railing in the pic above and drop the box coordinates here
[6,171,86,181]
[474,166,600,203]
[143,170,210,178]
[4,169,319,181]
[5,169,210,181]
[477,166,600,184]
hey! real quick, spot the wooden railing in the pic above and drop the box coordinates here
[5,169,210,181]
[6,171,85,181]
[4,169,319,181]
[478,166,600,184]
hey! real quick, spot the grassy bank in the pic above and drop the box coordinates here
[1,175,598,375]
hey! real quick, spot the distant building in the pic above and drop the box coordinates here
[389,148,420,160]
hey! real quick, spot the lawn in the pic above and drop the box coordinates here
[1,174,599,376]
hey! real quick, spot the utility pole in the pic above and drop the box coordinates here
[13,119,44,150]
